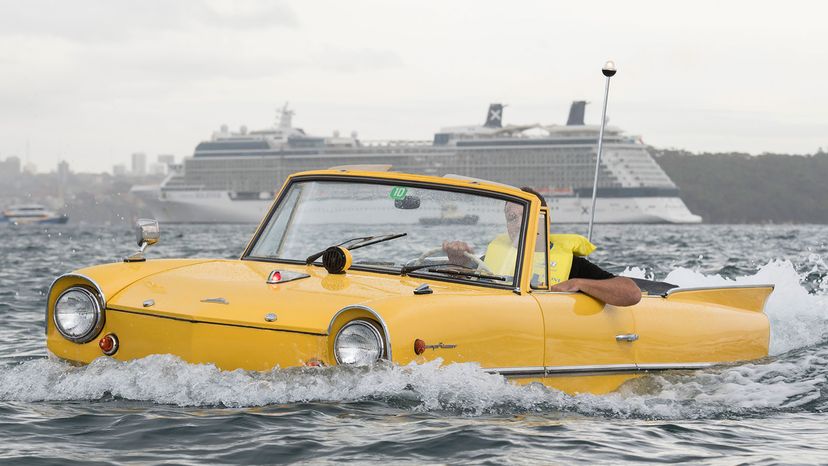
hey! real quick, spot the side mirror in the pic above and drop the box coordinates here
[125,218,160,262]
[394,195,421,210]
[136,218,160,247]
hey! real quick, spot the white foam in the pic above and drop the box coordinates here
[0,356,554,413]
[620,266,649,279]
[0,348,824,419]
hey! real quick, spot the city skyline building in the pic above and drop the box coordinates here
[57,160,70,183]
[131,152,147,176]
[0,156,21,176]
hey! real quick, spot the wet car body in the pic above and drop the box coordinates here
[46,169,772,394]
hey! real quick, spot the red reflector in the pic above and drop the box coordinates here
[305,358,324,367]
[99,334,118,356]
[414,339,426,355]
[270,271,282,282]
[99,336,114,352]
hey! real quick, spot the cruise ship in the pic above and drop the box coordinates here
[132,102,701,224]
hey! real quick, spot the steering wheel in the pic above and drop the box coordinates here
[411,247,495,275]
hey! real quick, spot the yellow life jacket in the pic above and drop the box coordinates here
[482,233,522,277]
[547,234,596,284]
[483,233,596,285]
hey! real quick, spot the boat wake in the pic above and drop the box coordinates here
[1,260,825,419]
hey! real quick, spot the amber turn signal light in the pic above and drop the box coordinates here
[99,333,119,356]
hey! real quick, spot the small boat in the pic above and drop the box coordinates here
[1,204,68,225]
[419,204,479,226]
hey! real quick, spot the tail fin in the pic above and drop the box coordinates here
[665,285,774,313]
[484,104,504,128]
[566,101,587,126]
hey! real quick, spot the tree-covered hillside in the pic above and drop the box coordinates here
[653,149,828,224]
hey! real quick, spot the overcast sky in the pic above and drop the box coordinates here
[1,0,826,173]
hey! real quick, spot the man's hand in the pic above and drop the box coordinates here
[550,279,582,293]
[442,240,474,266]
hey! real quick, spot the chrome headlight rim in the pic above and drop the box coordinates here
[333,319,385,366]
[53,286,105,343]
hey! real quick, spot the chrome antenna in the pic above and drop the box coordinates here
[587,60,617,242]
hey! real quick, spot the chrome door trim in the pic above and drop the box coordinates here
[545,363,639,375]
[484,366,546,378]
[665,284,775,296]
[637,362,715,371]
[485,362,717,378]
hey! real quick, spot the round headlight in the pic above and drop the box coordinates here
[54,287,103,343]
[334,320,384,366]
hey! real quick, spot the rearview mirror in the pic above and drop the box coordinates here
[394,195,421,210]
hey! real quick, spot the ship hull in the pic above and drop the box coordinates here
[134,190,272,224]
[137,190,701,224]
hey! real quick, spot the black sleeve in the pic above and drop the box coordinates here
[569,256,615,280]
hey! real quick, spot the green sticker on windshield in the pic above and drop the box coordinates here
[389,186,408,200]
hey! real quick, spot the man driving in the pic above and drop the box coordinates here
[442,188,641,306]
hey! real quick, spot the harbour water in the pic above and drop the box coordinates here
[0,224,826,464]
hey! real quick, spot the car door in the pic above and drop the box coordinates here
[371,280,546,380]
[533,292,637,372]
[530,209,637,375]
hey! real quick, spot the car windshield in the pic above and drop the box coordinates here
[246,179,528,287]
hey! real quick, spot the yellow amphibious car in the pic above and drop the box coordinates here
[46,169,773,394]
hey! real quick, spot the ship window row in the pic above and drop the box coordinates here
[183,164,612,175]
[188,150,610,165]
[179,155,630,192]
[185,158,616,174]
[178,173,621,192]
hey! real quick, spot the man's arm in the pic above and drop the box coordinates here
[550,256,641,306]
[550,277,641,306]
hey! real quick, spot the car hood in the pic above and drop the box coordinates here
[103,259,440,335]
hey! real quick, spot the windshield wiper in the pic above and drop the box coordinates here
[400,262,507,281]
[353,260,397,267]
[304,233,407,265]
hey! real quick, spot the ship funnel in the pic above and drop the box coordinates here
[566,101,587,126]
[278,103,294,129]
[484,103,504,128]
